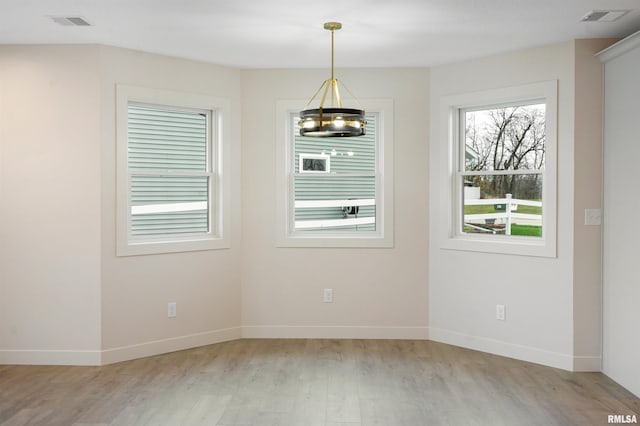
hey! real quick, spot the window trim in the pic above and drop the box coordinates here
[275,99,394,248]
[116,85,231,256]
[438,81,557,257]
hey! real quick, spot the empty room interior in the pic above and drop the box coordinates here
[1,1,640,425]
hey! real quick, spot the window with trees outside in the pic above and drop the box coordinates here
[439,81,557,257]
[461,102,545,237]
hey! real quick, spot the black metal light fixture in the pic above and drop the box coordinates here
[298,22,366,138]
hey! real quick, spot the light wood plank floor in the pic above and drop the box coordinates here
[1,339,638,426]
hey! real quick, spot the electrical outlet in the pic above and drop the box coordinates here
[323,288,333,303]
[168,302,177,318]
[496,304,506,321]
[584,208,602,226]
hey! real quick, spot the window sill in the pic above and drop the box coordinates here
[440,234,556,258]
[117,236,230,257]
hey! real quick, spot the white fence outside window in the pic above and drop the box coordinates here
[464,194,542,235]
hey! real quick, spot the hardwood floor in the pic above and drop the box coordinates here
[1,339,638,425]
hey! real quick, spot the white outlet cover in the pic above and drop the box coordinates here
[584,208,602,226]
[496,304,506,321]
[168,302,177,317]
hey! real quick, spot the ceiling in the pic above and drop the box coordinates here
[1,0,639,69]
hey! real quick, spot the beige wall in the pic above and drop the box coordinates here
[98,46,243,363]
[0,40,615,373]
[0,45,243,365]
[572,38,618,369]
[0,46,102,364]
[429,41,605,370]
[240,68,430,338]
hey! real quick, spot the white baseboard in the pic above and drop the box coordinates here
[2,326,598,372]
[0,327,242,366]
[241,325,429,340]
[0,349,102,366]
[573,355,602,372]
[428,326,575,371]
[101,327,242,365]
[0,326,424,366]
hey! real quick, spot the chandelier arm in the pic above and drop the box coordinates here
[333,79,343,107]
[337,80,365,110]
[304,80,330,109]
[318,79,331,109]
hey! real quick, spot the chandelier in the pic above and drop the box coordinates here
[298,22,366,138]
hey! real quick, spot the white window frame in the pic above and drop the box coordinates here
[116,85,231,256]
[275,99,394,248]
[437,81,557,257]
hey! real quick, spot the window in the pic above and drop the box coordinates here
[276,99,394,248]
[461,102,545,237]
[438,81,557,257]
[116,86,230,256]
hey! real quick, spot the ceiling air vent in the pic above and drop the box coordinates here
[581,10,630,22]
[50,16,92,26]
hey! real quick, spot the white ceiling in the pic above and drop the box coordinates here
[1,0,639,69]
